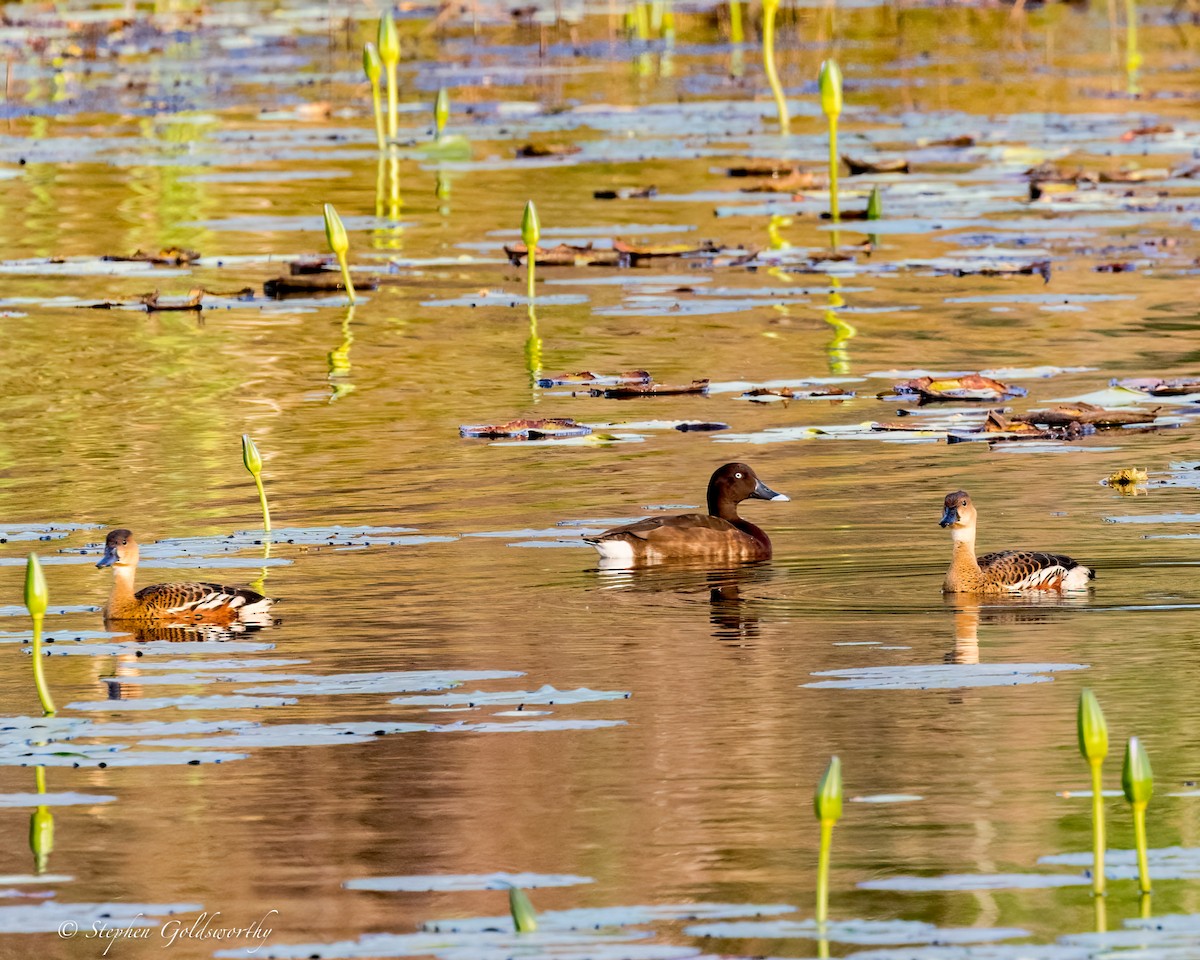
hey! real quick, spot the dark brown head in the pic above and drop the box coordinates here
[707,463,789,517]
[940,491,977,530]
[97,529,139,569]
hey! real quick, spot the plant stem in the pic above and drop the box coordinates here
[370,78,386,151]
[30,614,55,717]
[254,474,272,533]
[1089,758,1106,896]
[335,251,356,305]
[527,258,536,301]
[386,63,399,141]
[816,817,834,926]
[761,0,789,135]
[729,0,744,44]
[526,303,541,385]
[1133,802,1151,894]
[828,116,839,222]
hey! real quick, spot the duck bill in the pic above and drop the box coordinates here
[752,479,789,502]
[96,545,118,568]
[940,505,959,528]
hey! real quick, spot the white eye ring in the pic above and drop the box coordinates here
[735,472,743,478]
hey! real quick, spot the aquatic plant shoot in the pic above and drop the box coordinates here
[30,766,53,874]
[242,434,272,533]
[761,0,788,135]
[814,755,842,925]
[521,200,540,300]
[363,42,386,152]
[1122,736,1154,895]
[23,554,55,717]
[378,10,400,141]
[508,886,538,932]
[1077,689,1109,896]
[819,59,843,222]
[323,202,356,304]
[435,88,449,141]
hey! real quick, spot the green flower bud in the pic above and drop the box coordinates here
[1122,736,1153,806]
[1077,689,1108,764]
[378,10,400,66]
[521,200,540,250]
[509,886,537,933]
[819,59,843,119]
[363,42,381,84]
[867,185,882,220]
[24,554,47,619]
[242,434,262,477]
[814,755,843,823]
[324,203,349,257]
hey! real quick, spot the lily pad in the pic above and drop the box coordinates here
[804,663,1088,690]
[345,872,594,893]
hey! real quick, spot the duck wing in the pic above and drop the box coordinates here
[977,551,1095,590]
[585,513,738,544]
[135,582,271,615]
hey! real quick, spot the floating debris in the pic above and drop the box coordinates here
[742,386,851,402]
[843,155,910,175]
[1116,376,1200,396]
[459,419,591,440]
[1015,404,1158,428]
[537,371,651,387]
[593,186,656,200]
[1104,467,1150,496]
[515,143,581,158]
[590,380,709,399]
[139,288,205,312]
[892,375,1026,403]
[101,247,200,266]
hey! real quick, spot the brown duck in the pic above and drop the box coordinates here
[940,491,1095,593]
[96,529,275,625]
[584,462,789,565]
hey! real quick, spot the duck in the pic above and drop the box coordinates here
[939,491,1094,593]
[96,529,275,625]
[584,462,789,565]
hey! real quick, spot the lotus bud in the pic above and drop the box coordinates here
[24,554,47,620]
[509,886,537,933]
[521,200,540,251]
[815,755,843,824]
[1078,689,1109,764]
[1122,736,1153,806]
[819,59,843,119]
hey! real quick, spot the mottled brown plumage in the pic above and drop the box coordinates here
[96,529,274,625]
[940,491,1094,593]
[584,463,789,565]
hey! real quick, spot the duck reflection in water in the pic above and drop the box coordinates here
[103,621,274,700]
[942,593,1092,665]
[595,561,776,645]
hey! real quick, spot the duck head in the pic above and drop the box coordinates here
[940,491,977,534]
[96,529,139,569]
[708,463,789,516]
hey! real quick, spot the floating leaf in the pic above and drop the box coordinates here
[459,419,591,440]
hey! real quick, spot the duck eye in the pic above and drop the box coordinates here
[735,472,743,479]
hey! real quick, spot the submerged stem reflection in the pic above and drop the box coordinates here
[823,281,855,375]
